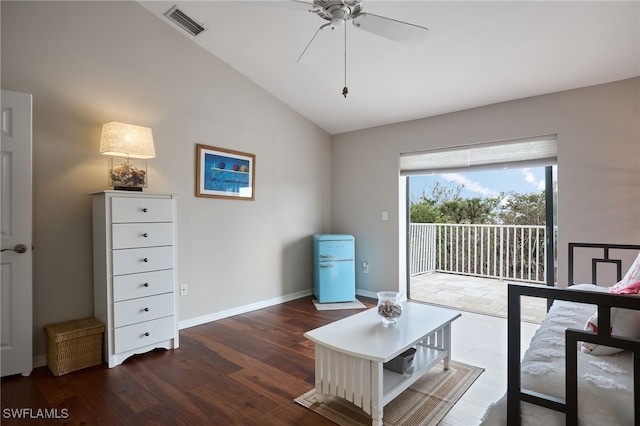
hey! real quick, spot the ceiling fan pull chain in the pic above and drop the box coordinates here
[342,24,349,98]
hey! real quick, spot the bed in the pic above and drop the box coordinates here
[481,242,640,425]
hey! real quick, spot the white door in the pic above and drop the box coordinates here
[1,89,33,377]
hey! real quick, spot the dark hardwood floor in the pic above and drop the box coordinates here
[1,296,377,425]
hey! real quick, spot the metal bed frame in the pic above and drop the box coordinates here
[506,242,640,425]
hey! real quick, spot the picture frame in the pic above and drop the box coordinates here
[196,144,255,200]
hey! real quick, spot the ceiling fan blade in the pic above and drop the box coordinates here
[352,13,428,46]
[284,0,317,12]
[245,1,315,12]
[297,23,332,64]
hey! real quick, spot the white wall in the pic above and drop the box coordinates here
[1,1,332,358]
[333,78,640,295]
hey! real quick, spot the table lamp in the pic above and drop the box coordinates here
[99,122,155,191]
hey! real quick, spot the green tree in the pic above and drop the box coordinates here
[410,181,546,225]
[410,181,464,223]
[497,191,546,225]
[410,200,438,223]
[410,179,544,225]
[437,197,501,224]
[411,181,462,205]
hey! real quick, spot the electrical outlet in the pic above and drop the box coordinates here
[180,283,188,296]
[363,261,369,274]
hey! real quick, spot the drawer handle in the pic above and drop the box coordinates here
[143,258,149,263]
[142,233,149,238]
[144,307,150,312]
[143,283,149,288]
[144,332,150,337]
[142,208,148,213]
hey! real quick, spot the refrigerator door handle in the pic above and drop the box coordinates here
[323,259,354,262]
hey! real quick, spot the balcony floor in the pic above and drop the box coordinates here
[410,272,547,323]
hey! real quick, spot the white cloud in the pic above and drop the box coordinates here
[523,168,536,184]
[440,173,498,197]
[522,168,545,191]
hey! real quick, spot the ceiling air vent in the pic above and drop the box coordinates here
[164,5,206,37]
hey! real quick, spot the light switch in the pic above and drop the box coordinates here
[382,211,388,221]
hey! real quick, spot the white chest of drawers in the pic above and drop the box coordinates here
[92,191,178,368]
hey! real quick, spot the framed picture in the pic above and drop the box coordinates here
[196,144,255,200]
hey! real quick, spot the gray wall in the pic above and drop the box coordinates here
[1,1,332,359]
[333,78,640,295]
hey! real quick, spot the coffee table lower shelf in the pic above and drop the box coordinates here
[382,344,448,404]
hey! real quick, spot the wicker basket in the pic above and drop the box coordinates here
[44,317,105,376]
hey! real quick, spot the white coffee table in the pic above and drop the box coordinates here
[304,302,461,426]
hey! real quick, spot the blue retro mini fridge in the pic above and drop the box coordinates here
[313,234,355,303]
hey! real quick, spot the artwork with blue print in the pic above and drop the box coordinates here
[204,152,250,194]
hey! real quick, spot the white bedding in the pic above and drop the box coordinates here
[480,292,635,425]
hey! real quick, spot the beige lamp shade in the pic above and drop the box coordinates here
[99,122,156,159]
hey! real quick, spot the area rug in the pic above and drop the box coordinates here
[312,299,367,311]
[295,360,483,425]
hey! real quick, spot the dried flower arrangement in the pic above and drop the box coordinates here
[109,159,146,187]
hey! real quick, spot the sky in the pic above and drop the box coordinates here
[409,166,546,202]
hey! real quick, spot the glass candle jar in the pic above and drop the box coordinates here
[377,291,403,325]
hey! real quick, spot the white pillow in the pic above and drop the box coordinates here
[569,283,607,292]
[581,309,640,356]
[580,254,640,356]
[609,252,640,294]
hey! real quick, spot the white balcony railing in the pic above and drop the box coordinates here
[410,223,546,284]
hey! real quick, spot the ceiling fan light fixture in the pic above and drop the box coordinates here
[331,8,347,25]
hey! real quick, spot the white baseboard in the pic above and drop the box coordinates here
[356,289,377,300]
[178,289,313,330]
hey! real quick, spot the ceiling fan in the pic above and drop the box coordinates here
[288,0,429,97]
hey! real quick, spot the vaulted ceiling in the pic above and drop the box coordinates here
[139,1,640,135]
